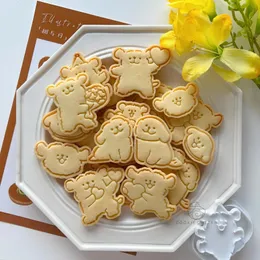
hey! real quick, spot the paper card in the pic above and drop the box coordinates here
[0,1,124,237]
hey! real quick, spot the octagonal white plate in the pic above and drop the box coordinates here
[16,25,242,252]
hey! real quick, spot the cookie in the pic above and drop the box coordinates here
[189,100,223,131]
[121,166,177,220]
[42,109,88,143]
[46,73,110,134]
[104,101,150,126]
[35,141,90,178]
[164,115,191,145]
[183,126,215,165]
[153,83,199,118]
[168,160,200,210]
[109,45,170,99]
[64,165,125,226]
[134,115,183,169]
[88,116,134,163]
[60,52,110,85]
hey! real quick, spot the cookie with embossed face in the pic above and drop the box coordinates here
[60,52,110,85]
[64,165,125,226]
[183,126,215,165]
[109,45,170,99]
[168,160,200,210]
[153,83,199,118]
[46,73,110,134]
[189,100,223,131]
[104,101,150,127]
[134,115,183,169]
[35,141,90,179]
[88,116,134,164]
[121,165,177,220]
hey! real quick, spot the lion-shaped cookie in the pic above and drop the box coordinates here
[35,141,90,179]
[60,52,110,85]
[46,73,110,134]
[42,109,89,143]
[153,83,199,118]
[109,45,170,99]
[104,101,150,126]
[134,115,183,169]
[121,166,176,219]
[183,126,215,165]
[189,100,223,131]
[64,165,125,226]
[168,160,200,210]
[89,116,133,163]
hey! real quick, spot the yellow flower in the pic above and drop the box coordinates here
[182,12,233,81]
[187,10,232,51]
[160,11,194,55]
[168,0,216,19]
[220,48,260,79]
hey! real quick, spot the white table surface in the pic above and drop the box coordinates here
[1,0,260,259]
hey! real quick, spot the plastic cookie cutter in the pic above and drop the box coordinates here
[191,199,253,260]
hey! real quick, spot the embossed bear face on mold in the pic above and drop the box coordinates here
[127,166,176,195]
[35,141,89,178]
[135,116,170,142]
[46,73,88,103]
[114,48,150,67]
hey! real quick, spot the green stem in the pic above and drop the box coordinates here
[230,32,239,49]
[235,2,255,52]
[253,36,260,54]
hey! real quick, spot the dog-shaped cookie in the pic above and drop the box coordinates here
[121,166,176,219]
[35,141,90,178]
[153,83,199,118]
[89,116,133,163]
[134,115,183,169]
[109,45,170,99]
[64,166,125,226]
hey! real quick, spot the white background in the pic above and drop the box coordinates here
[1,0,260,259]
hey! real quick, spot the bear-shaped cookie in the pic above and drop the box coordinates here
[109,45,170,99]
[168,160,200,210]
[46,73,110,134]
[134,115,183,169]
[60,52,110,85]
[153,83,199,118]
[89,116,133,163]
[64,165,125,226]
[104,101,150,126]
[183,126,215,165]
[35,141,90,178]
[189,100,223,131]
[121,166,176,219]
[42,109,88,143]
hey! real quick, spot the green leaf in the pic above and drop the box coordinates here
[245,1,258,18]
[256,12,260,36]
